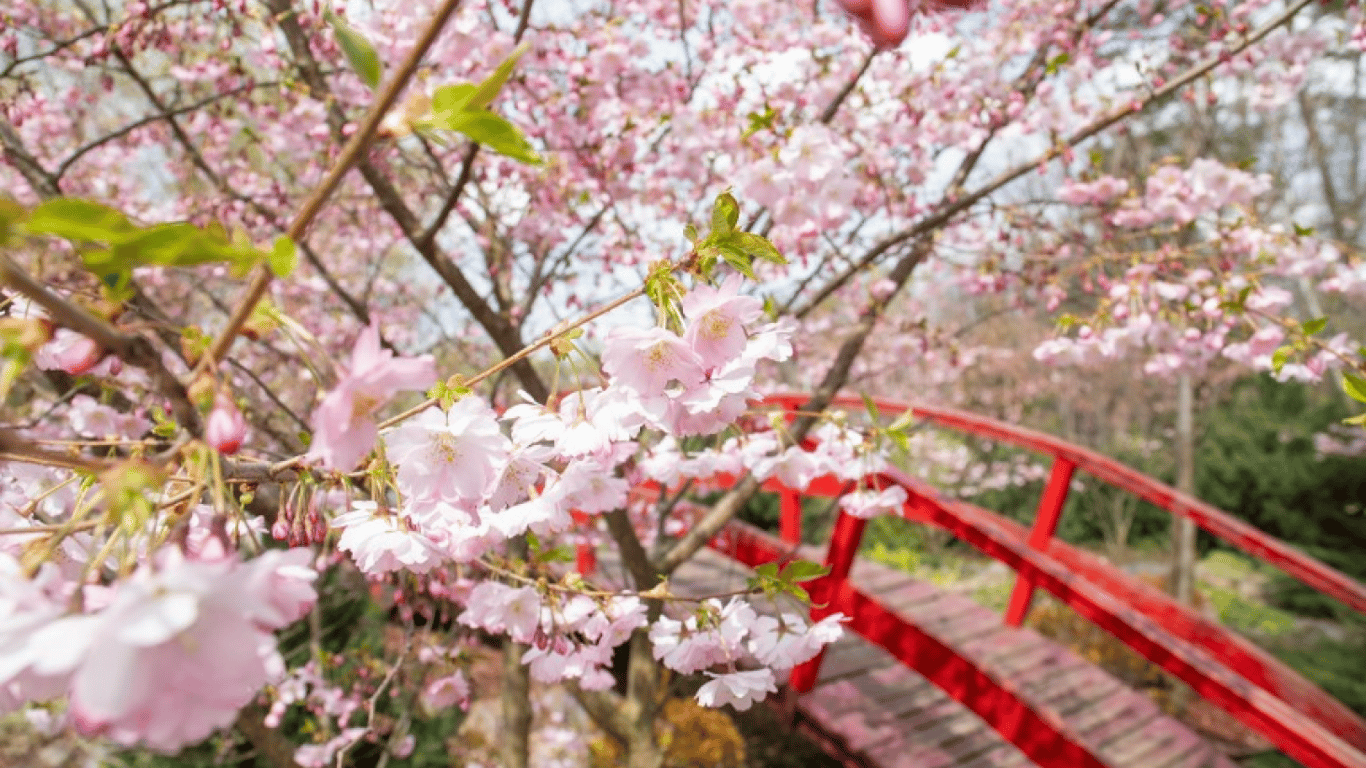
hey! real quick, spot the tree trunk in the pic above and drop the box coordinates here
[501,537,534,768]
[1170,374,1198,605]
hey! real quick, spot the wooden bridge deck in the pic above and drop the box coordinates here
[593,544,1236,768]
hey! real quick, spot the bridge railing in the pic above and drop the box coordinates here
[743,393,1366,768]
[760,392,1366,620]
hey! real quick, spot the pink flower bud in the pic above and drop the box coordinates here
[206,395,247,455]
[40,329,105,375]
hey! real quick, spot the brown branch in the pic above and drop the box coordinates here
[0,256,202,433]
[268,0,548,400]
[792,0,1313,316]
[206,0,468,365]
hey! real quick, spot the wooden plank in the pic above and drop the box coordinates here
[899,593,985,630]
[815,641,898,685]
[1067,689,1154,735]
[934,610,1005,647]
[1038,670,1125,717]
[802,680,910,752]
[1103,717,1201,766]
[875,579,947,613]
[1078,693,1164,746]
[955,744,1034,768]
[849,560,921,593]
[1011,659,1095,702]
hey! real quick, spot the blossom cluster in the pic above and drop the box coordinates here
[459,582,647,689]
[0,547,316,752]
[320,277,792,577]
[650,599,844,711]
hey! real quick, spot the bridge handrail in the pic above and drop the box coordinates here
[759,392,1366,617]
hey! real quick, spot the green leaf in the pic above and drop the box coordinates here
[1271,346,1292,374]
[731,231,785,265]
[1344,413,1366,427]
[742,105,777,139]
[443,111,541,164]
[786,584,811,603]
[1293,223,1315,237]
[712,242,756,279]
[24,198,134,242]
[887,409,916,434]
[755,562,780,579]
[711,192,739,235]
[466,43,529,111]
[1044,52,1070,75]
[269,236,298,278]
[1343,373,1366,404]
[536,545,575,564]
[0,197,25,243]
[861,393,881,423]
[431,83,477,117]
[889,429,910,454]
[326,11,382,89]
[1302,317,1327,336]
[683,223,699,244]
[780,560,829,583]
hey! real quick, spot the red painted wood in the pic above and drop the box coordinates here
[1004,457,1077,627]
[790,511,867,693]
[780,488,803,545]
[759,393,1366,617]
[705,470,1366,766]
[571,511,597,575]
[811,577,1110,768]
[882,475,1366,768]
[691,394,1366,768]
[920,493,1366,752]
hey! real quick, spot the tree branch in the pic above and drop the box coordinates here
[207,0,468,365]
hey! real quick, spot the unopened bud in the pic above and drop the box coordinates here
[205,394,247,455]
[40,329,104,375]
[186,375,216,410]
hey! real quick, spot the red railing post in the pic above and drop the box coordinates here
[1003,457,1076,627]
[571,510,596,575]
[790,509,867,693]
[780,488,802,545]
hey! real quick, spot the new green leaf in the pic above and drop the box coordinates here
[326,11,382,89]
[269,236,298,278]
[444,111,541,164]
[780,560,829,583]
[467,43,529,110]
[1344,372,1366,404]
[711,192,739,235]
[24,199,134,242]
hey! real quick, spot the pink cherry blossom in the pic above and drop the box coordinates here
[695,669,776,711]
[682,276,764,369]
[306,322,436,470]
[421,671,470,711]
[333,500,446,575]
[839,486,909,519]
[35,329,104,376]
[747,613,845,670]
[458,583,542,644]
[20,549,317,753]
[385,399,510,505]
[601,327,705,397]
[205,395,247,455]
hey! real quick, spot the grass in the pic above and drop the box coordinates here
[971,580,1015,612]
[1200,585,1298,637]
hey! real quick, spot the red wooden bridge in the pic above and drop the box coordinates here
[582,393,1366,768]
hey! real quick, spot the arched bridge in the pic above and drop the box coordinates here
[582,393,1366,768]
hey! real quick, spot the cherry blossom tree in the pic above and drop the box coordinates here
[3,0,1366,766]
